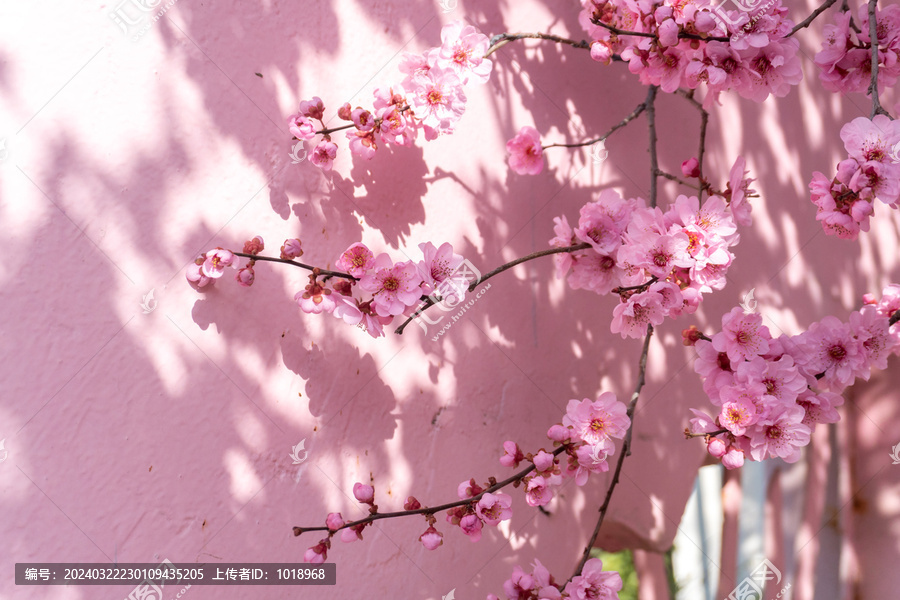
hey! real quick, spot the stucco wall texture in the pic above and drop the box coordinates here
[1,1,899,599]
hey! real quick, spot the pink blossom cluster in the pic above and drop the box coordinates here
[287,21,492,171]
[445,483,514,545]
[303,482,379,563]
[185,236,266,289]
[489,557,623,600]
[577,0,802,105]
[815,4,900,95]
[688,288,900,468]
[550,158,753,339]
[809,115,900,239]
[324,241,467,338]
[496,392,630,513]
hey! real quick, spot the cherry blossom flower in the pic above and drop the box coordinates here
[295,276,336,315]
[610,289,667,339]
[309,140,338,171]
[747,404,811,462]
[712,307,771,362]
[409,66,466,140]
[458,514,483,542]
[503,566,535,599]
[201,248,235,278]
[298,96,324,120]
[438,21,493,85]
[186,257,213,288]
[523,475,556,507]
[242,236,265,255]
[564,557,623,600]
[500,441,525,468]
[418,241,465,298]
[793,315,865,391]
[359,254,424,317]
[562,393,629,445]
[476,492,513,526]
[288,114,316,140]
[506,126,544,175]
[337,243,374,277]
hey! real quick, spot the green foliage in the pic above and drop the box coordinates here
[590,548,638,600]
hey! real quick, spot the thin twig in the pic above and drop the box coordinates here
[233,252,357,280]
[568,324,654,581]
[697,107,709,202]
[646,86,659,208]
[788,0,840,36]
[590,19,728,42]
[542,98,650,151]
[394,243,591,334]
[293,444,570,536]
[485,32,591,58]
[867,0,892,118]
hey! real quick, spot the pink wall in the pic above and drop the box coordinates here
[1,1,898,598]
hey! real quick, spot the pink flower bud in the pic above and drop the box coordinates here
[404,496,421,511]
[681,157,701,178]
[862,293,877,305]
[353,482,375,504]
[682,325,703,346]
[722,447,745,469]
[235,266,255,287]
[186,262,213,288]
[590,40,612,65]
[325,512,344,531]
[532,450,555,473]
[707,437,727,458]
[546,424,570,443]
[337,102,352,121]
[242,236,264,255]
[459,514,483,543]
[341,526,362,543]
[303,539,328,563]
[281,238,304,260]
[499,441,524,468]
[419,526,443,550]
[457,478,484,500]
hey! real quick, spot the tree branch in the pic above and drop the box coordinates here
[293,444,571,537]
[542,96,650,151]
[867,0,892,119]
[233,252,357,280]
[568,324,654,581]
[485,32,591,58]
[394,243,591,334]
[646,86,659,208]
[788,0,840,37]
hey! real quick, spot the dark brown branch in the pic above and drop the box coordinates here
[867,0,893,119]
[646,85,659,208]
[788,0,840,36]
[590,18,728,42]
[233,252,357,280]
[293,444,570,537]
[685,428,728,439]
[394,243,591,334]
[542,97,649,151]
[485,32,591,58]
[569,324,654,581]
